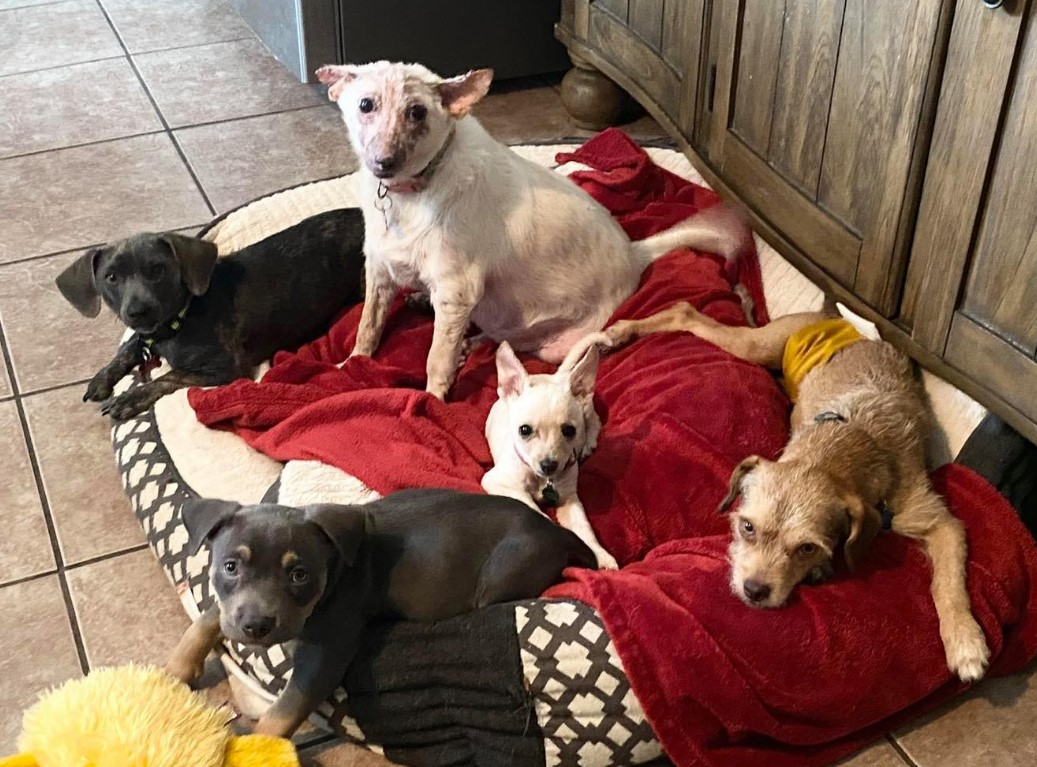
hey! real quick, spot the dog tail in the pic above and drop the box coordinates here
[558,331,611,373]
[631,204,757,326]
[630,204,750,265]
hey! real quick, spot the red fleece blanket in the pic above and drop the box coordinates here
[189,130,1037,766]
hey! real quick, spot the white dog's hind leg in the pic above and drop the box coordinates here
[556,498,619,570]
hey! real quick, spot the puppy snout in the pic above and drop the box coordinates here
[241,614,275,640]
[124,301,157,327]
[539,459,559,476]
[743,579,771,604]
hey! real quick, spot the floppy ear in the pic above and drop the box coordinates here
[438,68,494,117]
[182,499,241,554]
[842,493,882,571]
[55,248,105,318]
[160,233,218,296]
[495,342,527,398]
[304,504,367,568]
[315,65,358,101]
[718,455,762,512]
[567,344,601,398]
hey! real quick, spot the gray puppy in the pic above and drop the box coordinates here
[55,208,365,420]
[165,488,596,737]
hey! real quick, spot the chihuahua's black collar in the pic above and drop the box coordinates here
[140,297,192,356]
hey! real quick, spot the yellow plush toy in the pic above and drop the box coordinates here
[0,665,299,767]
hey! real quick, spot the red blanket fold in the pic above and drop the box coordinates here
[188,130,1037,766]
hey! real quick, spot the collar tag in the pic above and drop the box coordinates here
[539,483,560,508]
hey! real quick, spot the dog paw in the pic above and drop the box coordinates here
[100,392,147,421]
[804,562,834,585]
[83,373,114,402]
[164,658,205,686]
[944,618,991,684]
[603,322,632,348]
[594,548,620,571]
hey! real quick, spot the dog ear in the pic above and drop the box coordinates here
[182,498,241,554]
[842,493,882,571]
[315,64,358,101]
[718,455,762,512]
[495,342,527,398]
[304,504,366,568]
[438,68,494,117]
[55,248,105,318]
[161,233,218,296]
[567,343,601,398]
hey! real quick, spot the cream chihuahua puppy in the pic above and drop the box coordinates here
[482,332,618,570]
[316,61,746,400]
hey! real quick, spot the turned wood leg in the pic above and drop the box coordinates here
[559,51,628,130]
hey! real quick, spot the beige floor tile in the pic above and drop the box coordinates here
[175,106,357,213]
[894,661,1037,767]
[0,58,161,159]
[0,0,122,77]
[299,738,397,767]
[65,548,189,668]
[0,400,54,583]
[0,250,124,393]
[135,37,324,129]
[0,133,212,264]
[101,0,253,55]
[23,383,142,565]
[0,576,82,752]
[832,739,909,766]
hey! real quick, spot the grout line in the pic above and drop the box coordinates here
[18,377,95,399]
[0,315,91,674]
[168,102,332,134]
[296,732,340,752]
[886,734,921,767]
[0,223,210,269]
[0,567,59,591]
[0,54,126,80]
[125,35,256,58]
[0,128,167,162]
[63,543,151,572]
[91,0,217,217]
[0,0,68,11]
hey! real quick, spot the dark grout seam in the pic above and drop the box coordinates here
[124,35,257,58]
[0,129,167,163]
[0,543,150,591]
[0,317,91,674]
[91,0,218,218]
[0,223,210,269]
[0,54,126,81]
[885,734,921,767]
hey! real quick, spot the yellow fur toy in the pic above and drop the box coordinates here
[0,665,299,767]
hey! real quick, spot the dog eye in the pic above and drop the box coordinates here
[358,97,375,114]
[798,543,817,556]
[289,567,309,585]
[740,519,755,538]
[406,103,427,122]
[105,272,118,284]
[222,560,238,576]
[146,263,166,281]
[561,424,577,439]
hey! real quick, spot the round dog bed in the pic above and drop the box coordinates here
[108,140,1035,767]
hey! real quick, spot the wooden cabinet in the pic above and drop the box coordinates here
[902,0,1037,435]
[701,0,947,312]
[555,0,1037,443]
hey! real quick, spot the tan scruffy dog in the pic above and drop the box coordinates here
[605,303,991,683]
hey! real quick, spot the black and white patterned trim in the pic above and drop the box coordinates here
[517,601,662,767]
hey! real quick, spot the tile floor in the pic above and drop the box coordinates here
[0,2,1032,766]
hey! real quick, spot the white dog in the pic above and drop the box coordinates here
[316,61,746,399]
[482,332,618,569]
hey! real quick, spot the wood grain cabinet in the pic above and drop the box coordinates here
[556,0,1037,442]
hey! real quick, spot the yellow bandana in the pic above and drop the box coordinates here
[781,318,863,401]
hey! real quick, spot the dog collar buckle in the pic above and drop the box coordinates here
[815,411,847,424]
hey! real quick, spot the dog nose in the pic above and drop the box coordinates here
[124,304,154,324]
[743,580,771,604]
[539,459,559,475]
[241,615,275,640]
[375,155,397,172]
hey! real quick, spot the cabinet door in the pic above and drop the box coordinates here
[582,0,706,135]
[701,0,945,313]
[903,0,1037,429]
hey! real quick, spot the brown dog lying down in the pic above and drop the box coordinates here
[605,303,991,683]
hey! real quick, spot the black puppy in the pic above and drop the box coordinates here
[165,488,596,737]
[55,208,365,420]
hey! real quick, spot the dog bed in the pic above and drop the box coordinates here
[110,132,1037,767]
